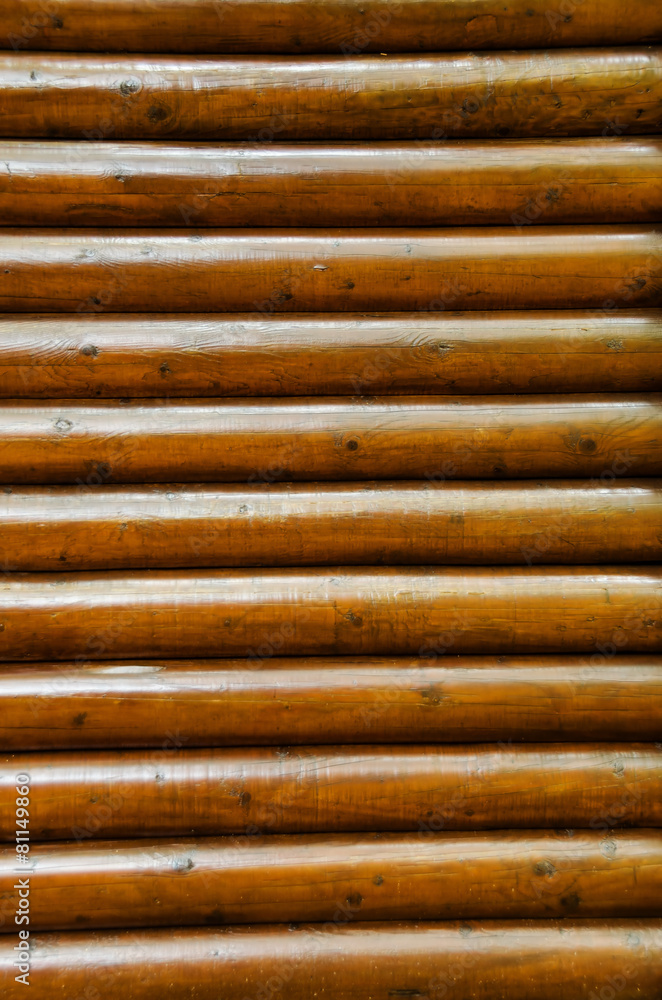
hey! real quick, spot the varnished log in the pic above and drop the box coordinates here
[0,395,659,484]
[2,311,662,397]
[0,50,661,140]
[2,481,661,571]
[1,744,660,839]
[1,228,660,313]
[2,0,662,53]
[1,139,661,227]
[2,921,661,999]
[3,655,660,750]
[1,830,660,930]
[1,567,661,661]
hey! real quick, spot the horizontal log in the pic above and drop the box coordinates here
[2,0,662,52]
[0,50,661,140]
[2,921,661,1000]
[1,830,660,930]
[1,228,660,313]
[2,481,661,571]
[1,139,661,227]
[2,310,662,397]
[0,395,660,484]
[2,744,660,839]
[1,567,661,660]
[3,655,661,750]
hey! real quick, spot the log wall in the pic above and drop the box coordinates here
[0,1,660,997]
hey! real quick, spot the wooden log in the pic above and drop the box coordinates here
[0,50,661,140]
[2,481,661,571]
[1,228,660,314]
[1,567,661,661]
[3,655,661,750]
[2,921,662,1000]
[2,310,662,397]
[1,566,661,660]
[2,0,662,53]
[1,744,660,839]
[1,830,660,930]
[1,138,661,227]
[0,395,660,484]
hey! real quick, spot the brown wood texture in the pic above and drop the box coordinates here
[0,50,661,140]
[2,311,662,398]
[0,395,660,484]
[3,655,661,750]
[2,830,660,929]
[3,0,662,52]
[1,228,661,313]
[2,921,662,1000]
[1,139,661,227]
[2,481,661,571]
[1,567,662,661]
[2,744,661,839]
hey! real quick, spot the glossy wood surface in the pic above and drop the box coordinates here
[1,744,660,838]
[2,311,662,397]
[2,481,660,570]
[0,395,660,484]
[1,921,661,999]
[2,227,660,313]
[3,656,661,749]
[2,0,660,981]
[2,830,660,929]
[3,0,662,52]
[1,567,661,660]
[1,139,660,227]
[1,50,661,140]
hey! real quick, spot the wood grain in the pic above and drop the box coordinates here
[2,921,661,999]
[0,394,659,484]
[2,311,662,397]
[1,567,661,661]
[2,744,660,839]
[2,0,661,52]
[2,830,660,929]
[3,655,660,749]
[0,50,661,140]
[2,481,661,570]
[1,227,660,313]
[1,139,660,227]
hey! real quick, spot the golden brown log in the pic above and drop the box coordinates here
[1,567,661,661]
[0,50,661,140]
[2,0,662,53]
[1,830,660,930]
[0,395,660,484]
[1,139,661,227]
[2,744,660,839]
[3,655,660,750]
[2,921,662,999]
[1,228,660,313]
[2,311,662,397]
[1,481,661,571]
[3,921,662,999]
